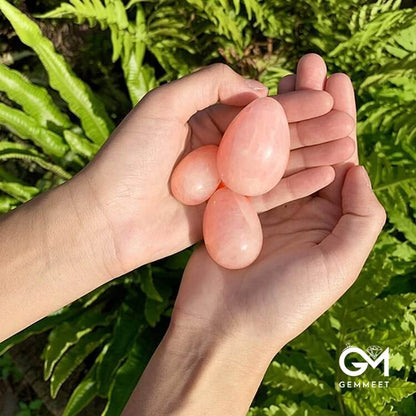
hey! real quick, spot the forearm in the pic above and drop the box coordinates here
[0,175,118,341]
[123,322,274,416]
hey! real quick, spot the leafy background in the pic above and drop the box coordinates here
[0,0,415,415]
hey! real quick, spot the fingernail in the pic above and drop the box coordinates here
[244,79,268,93]
[360,166,372,188]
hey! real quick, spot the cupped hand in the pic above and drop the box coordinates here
[171,55,386,354]
[72,59,355,279]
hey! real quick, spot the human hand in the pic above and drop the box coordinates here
[69,60,355,280]
[171,55,386,356]
[122,55,376,416]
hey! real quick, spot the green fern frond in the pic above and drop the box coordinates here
[367,154,416,245]
[288,340,335,372]
[39,0,155,104]
[0,304,84,356]
[386,24,416,58]
[343,235,413,305]
[122,7,156,104]
[248,401,338,416]
[343,391,398,416]
[0,194,18,213]
[0,64,71,130]
[343,374,416,415]
[264,362,335,398]
[0,181,39,202]
[39,0,130,62]
[360,56,416,89]
[62,359,99,416]
[43,304,114,381]
[101,328,155,416]
[360,374,416,403]
[50,327,111,399]
[185,0,246,49]
[346,294,416,331]
[96,302,145,396]
[348,0,402,33]
[259,66,292,95]
[0,141,71,179]
[38,0,129,31]
[0,103,68,157]
[232,0,264,24]
[0,0,114,144]
[63,130,99,160]
[331,9,415,57]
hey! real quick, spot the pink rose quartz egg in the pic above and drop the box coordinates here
[203,187,263,269]
[171,145,220,205]
[217,97,290,196]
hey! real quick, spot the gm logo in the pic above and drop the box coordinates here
[339,345,389,377]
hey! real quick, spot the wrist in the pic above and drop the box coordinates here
[166,319,275,375]
[0,178,119,340]
[58,174,123,282]
[171,280,286,361]
[69,167,157,277]
[162,320,275,414]
[125,320,275,416]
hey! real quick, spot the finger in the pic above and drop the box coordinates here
[138,63,268,123]
[319,166,385,296]
[290,110,355,149]
[325,74,357,142]
[190,90,334,145]
[273,90,333,122]
[207,90,334,127]
[251,166,335,213]
[278,74,296,94]
[285,137,355,176]
[319,73,358,204]
[189,103,241,146]
[296,53,327,91]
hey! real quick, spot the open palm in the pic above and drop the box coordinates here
[78,60,354,276]
[172,56,386,353]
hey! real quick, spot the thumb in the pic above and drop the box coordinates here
[320,166,386,292]
[137,63,268,123]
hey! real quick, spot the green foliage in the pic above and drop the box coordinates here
[0,63,71,129]
[0,0,114,144]
[0,352,22,382]
[259,233,416,415]
[0,194,18,213]
[0,103,68,157]
[16,399,44,416]
[0,141,71,178]
[264,362,335,397]
[62,365,98,416]
[38,0,157,104]
[248,401,338,416]
[0,0,415,415]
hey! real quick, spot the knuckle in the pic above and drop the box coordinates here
[208,62,233,77]
[343,113,356,134]
[140,88,156,103]
[374,202,387,228]
[139,86,160,104]
[138,83,173,111]
[331,72,351,83]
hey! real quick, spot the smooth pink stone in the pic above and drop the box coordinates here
[171,145,220,205]
[203,188,263,269]
[217,97,290,196]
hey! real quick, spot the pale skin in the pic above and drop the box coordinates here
[0,54,385,415]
